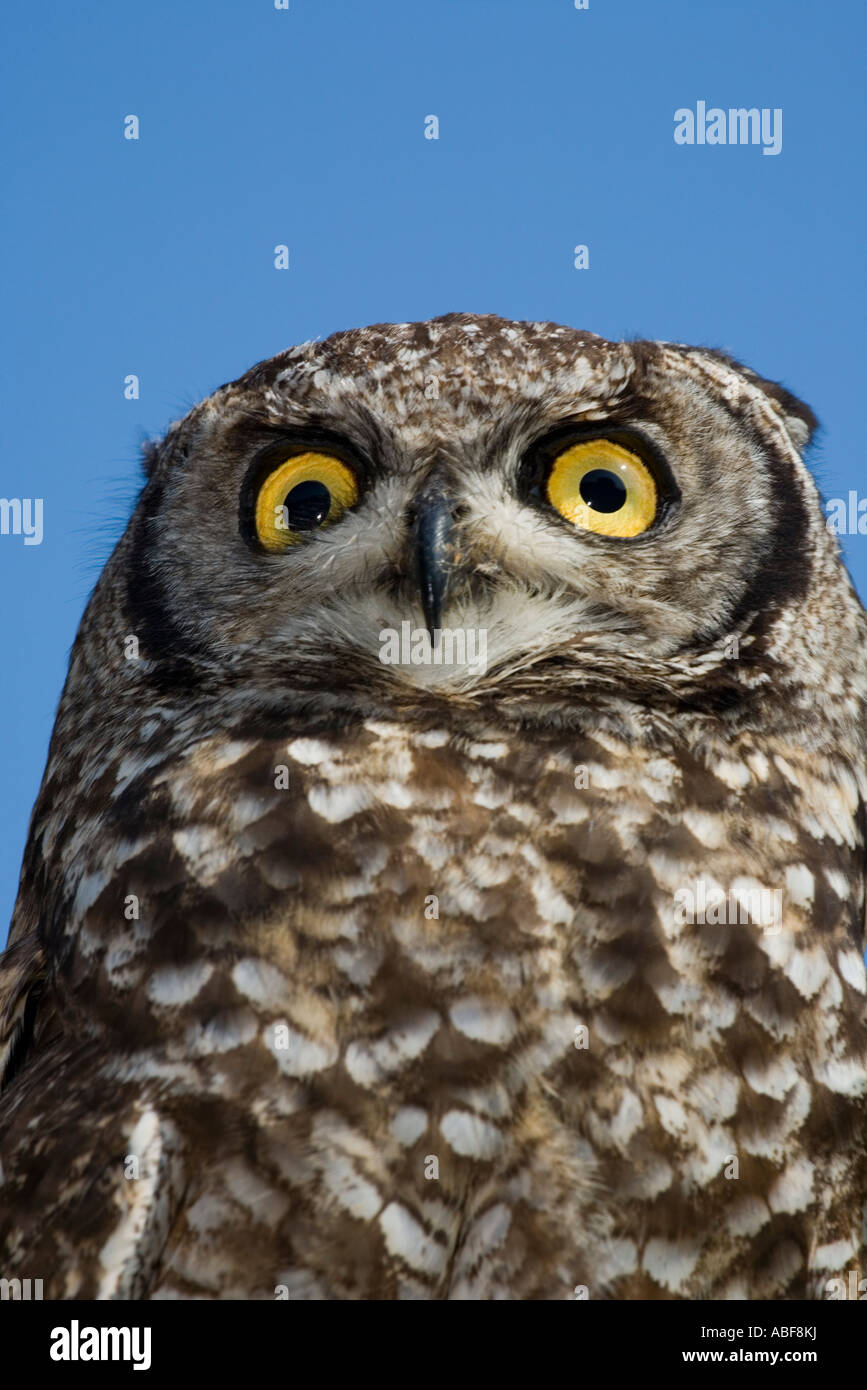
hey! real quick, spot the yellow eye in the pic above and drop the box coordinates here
[254,452,359,551]
[546,439,657,538]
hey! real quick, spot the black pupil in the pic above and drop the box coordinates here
[283,479,331,530]
[579,468,627,513]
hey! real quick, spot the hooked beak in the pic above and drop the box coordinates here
[412,490,457,639]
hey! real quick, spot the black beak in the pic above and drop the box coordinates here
[412,490,456,639]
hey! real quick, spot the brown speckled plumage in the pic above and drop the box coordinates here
[2,313,866,1299]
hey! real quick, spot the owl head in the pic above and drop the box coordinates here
[104,313,862,735]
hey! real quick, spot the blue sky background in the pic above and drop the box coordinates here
[1,0,865,938]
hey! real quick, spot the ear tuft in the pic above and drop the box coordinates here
[140,420,187,482]
[700,347,819,452]
[781,414,813,450]
[141,439,161,480]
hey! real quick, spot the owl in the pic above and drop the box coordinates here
[2,312,866,1302]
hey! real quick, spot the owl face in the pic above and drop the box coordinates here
[130,314,826,713]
